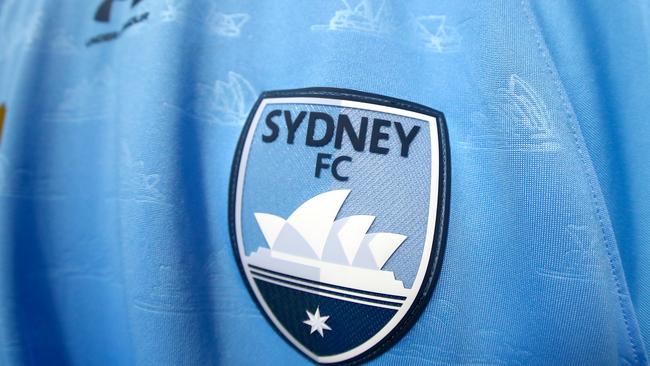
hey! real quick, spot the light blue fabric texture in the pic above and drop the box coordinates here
[0,1,649,365]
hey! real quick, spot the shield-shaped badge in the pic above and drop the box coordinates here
[229,88,450,364]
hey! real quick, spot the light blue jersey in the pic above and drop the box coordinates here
[1,1,649,365]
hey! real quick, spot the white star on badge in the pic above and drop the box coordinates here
[303,306,332,337]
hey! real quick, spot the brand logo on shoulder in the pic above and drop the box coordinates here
[87,0,149,47]
[229,88,450,364]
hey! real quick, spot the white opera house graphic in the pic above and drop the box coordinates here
[246,189,410,301]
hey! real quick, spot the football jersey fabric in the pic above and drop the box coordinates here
[0,1,649,365]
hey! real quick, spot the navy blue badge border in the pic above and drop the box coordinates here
[228,87,451,365]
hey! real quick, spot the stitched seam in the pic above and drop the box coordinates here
[520,0,641,362]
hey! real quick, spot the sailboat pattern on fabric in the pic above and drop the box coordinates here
[247,189,409,298]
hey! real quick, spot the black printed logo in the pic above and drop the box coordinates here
[87,0,149,47]
[94,0,144,22]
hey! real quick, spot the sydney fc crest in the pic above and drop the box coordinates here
[229,88,450,364]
